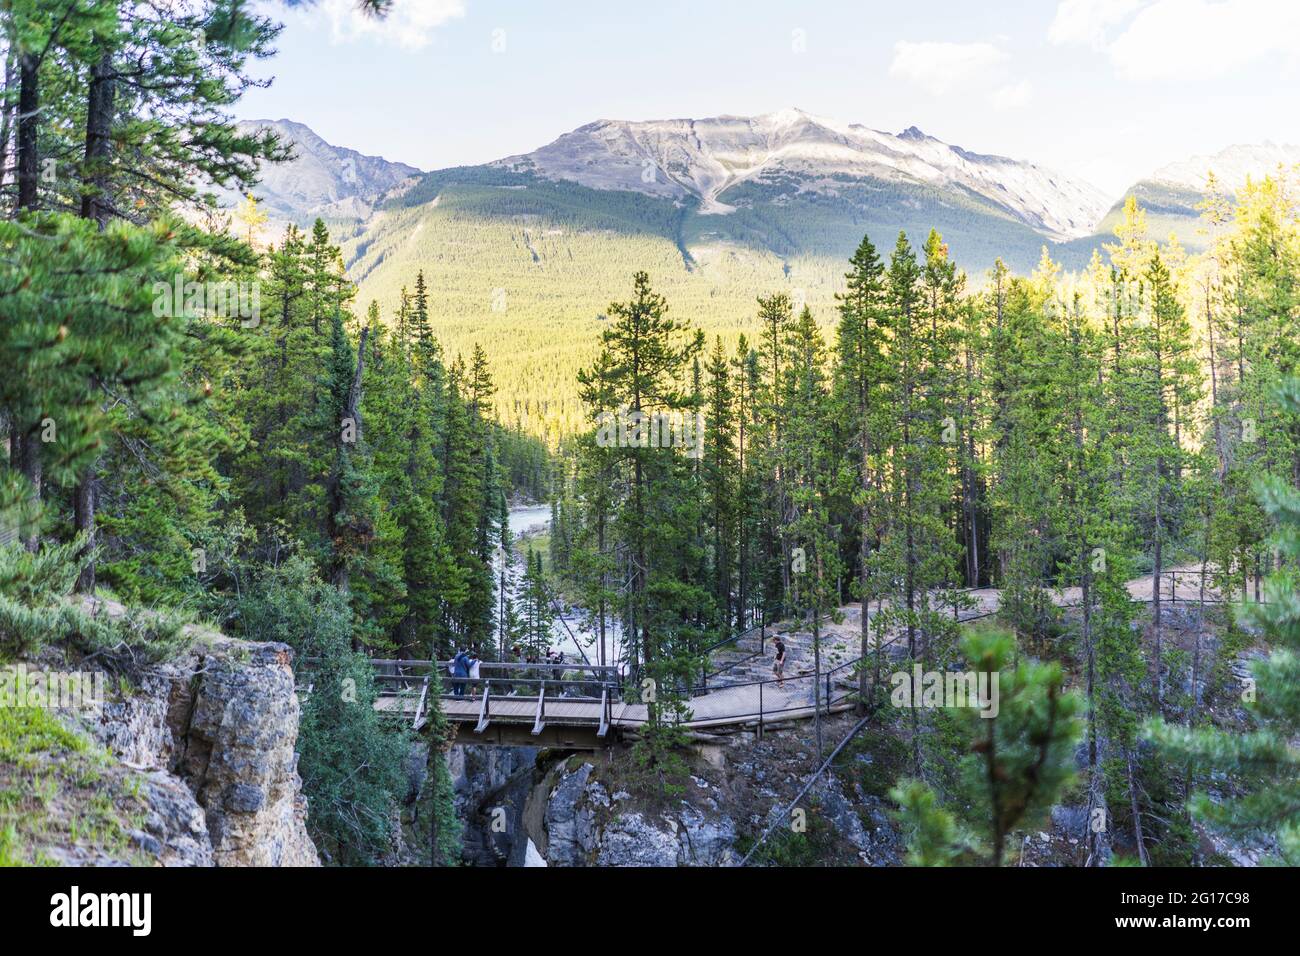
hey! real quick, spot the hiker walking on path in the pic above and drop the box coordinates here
[773,637,787,687]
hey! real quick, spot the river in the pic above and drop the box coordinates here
[502,503,625,667]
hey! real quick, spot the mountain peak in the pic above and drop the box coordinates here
[494,110,1109,240]
[214,120,422,225]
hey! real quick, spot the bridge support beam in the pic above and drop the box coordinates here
[456,722,616,750]
[596,687,610,739]
[474,683,491,733]
[532,685,546,736]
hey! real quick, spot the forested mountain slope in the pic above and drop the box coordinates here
[338,113,1111,436]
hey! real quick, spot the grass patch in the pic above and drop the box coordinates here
[734,797,842,866]
[0,706,148,866]
[835,716,911,800]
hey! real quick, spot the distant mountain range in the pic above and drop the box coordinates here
[228,112,1300,275]
[217,114,1300,434]
[492,109,1109,242]
[1087,141,1300,244]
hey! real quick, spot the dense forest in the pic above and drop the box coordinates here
[343,164,1107,441]
[543,185,1300,864]
[2,0,1298,870]
[0,0,548,865]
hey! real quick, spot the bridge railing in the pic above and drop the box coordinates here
[699,603,785,686]
[371,659,622,701]
[618,654,867,732]
[429,675,610,701]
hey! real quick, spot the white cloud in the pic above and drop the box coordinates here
[1050,1,1300,81]
[1048,0,1144,49]
[321,0,466,51]
[990,80,1033,111]
[1107,0,1300,80]
[889,41,1008,96]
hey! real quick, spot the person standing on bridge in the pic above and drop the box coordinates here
[468,650,482,691]
[450,649,470,696]
[773,637,787,687]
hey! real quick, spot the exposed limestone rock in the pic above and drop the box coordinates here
[811,774,871,856]
[532,758,739,867]
[675,804,738,866]
[131,770,214,867]
[69,599,320,867]
[594,812,681,867]
[543,761,598,865]
[172,637,316,866]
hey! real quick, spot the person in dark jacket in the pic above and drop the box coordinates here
[450,649,470,697]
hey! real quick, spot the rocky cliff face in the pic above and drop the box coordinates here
[443,712,902,867]
[215,119,421,225]
[71,603,319,866]
[531,758,738,866]
[446,744,539,866]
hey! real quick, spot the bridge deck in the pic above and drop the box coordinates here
[372,565,1235,745]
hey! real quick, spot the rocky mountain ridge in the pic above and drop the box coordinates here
[493,108,1110,241]
[215,118,421,226]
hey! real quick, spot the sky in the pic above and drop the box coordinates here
[237,0,1300,198]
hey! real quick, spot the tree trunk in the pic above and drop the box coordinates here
[331,325,368,616]
[73,476,96,593]
[0,49,17,191]
[1126,750,1151,867]
[857,416,872,712]
[597,506,606,669]
[80,53,115,225]
[14,53,42,549]
[71,53,117,591]
[14,426,41,552]
[1152,457,1164,707]
[16,52,39,212]
[813,599,823,757]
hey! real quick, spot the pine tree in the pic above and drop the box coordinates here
[237,554,409,865]
[832,234,889,707]
[781,305,840,755]
[580,271,703,775]
[755,291,794,603]
[1148,377,1300,865]
[703,337,737,636]
[892,629,1083,866]
[878,231,964,771]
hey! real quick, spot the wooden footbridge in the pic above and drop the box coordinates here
[369,565,1243,750]
[371,657,862,749]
